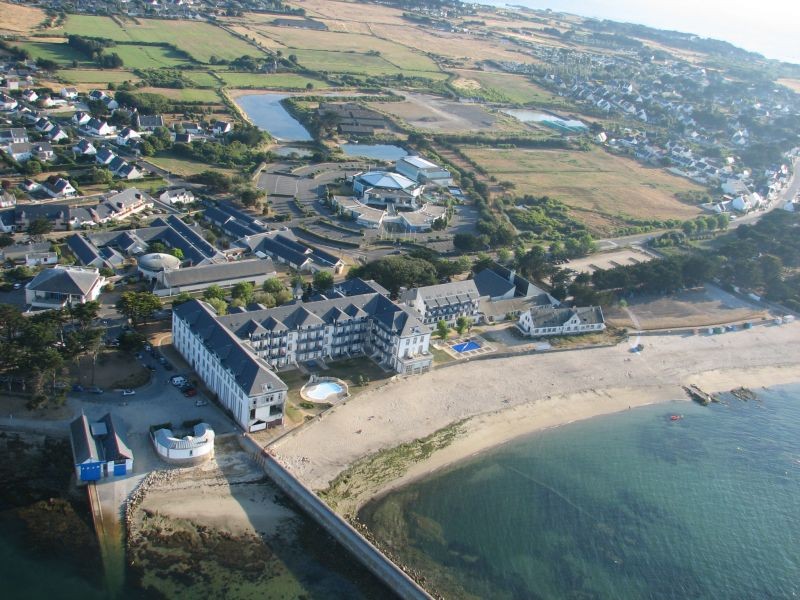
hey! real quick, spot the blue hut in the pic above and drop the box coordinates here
[69,413,134,483]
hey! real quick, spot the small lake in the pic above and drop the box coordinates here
[340,143,408,161]
[504,109,587,132]
[235,93,312,142]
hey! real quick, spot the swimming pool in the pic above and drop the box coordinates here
[452,340,481,353]
[303,381,345,401]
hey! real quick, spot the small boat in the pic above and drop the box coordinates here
[670,415,683,421]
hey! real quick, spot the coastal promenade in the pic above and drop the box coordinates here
[272,320,800,515]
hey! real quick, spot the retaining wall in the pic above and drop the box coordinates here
[238,434,432,600]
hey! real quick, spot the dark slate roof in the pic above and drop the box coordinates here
[173,300,287,397]
[99,413,133,461]
[26,266,101,295]
[159,258,276,288]
[253,234,311,267]
[67,234,102,265]
[2,241,51,260]
[333,277,389,297]
[473,268,515,298]
[401,280,480,307]
[70,414,101,464]
[528,306,605,328]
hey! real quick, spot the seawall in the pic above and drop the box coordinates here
[238,434,432,600]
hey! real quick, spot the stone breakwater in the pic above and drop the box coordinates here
[124,470,177,539]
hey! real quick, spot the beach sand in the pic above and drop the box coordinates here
[272,321,800,515]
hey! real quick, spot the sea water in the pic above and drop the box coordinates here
[361,385,800,599]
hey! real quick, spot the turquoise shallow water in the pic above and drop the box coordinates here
[361,385,800,599]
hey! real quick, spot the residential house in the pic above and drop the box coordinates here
[1,242,51,263]
[73,139,97,156]
[159,188,195,205]
[25,266,106,309]
[22,89,38,103]
[518,306,605,337]
[0,93,18,111]
[0,128,29,146]
[95,146,116,165]
[34,117,54,133]
[135,114,164,131]
[43,177,76,198]
[116,163,143,180]
[85,118,115,136]
[49,126,69,142]
[116,127,141,146]
[60,87,78,100]
[72,111,92,126]
[211,120,232,136]
[0,191,15,208]
[401,280,481,326]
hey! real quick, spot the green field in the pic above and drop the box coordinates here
[148,153,236,177]
[290,49,406,76]
[182,71,222,87]
[252,25,440,73]
[464,146,703,236]
[453,69,571,105]
[138,87,221,103]
[17,41,88,65]
[219,72,330,89]
[61,15,260,63]
[57,69,140,84]
[109,44,192,69]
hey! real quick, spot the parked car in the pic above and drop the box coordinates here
[72,384,84,393]
[121,389,135,396]
[183,387,197,397]
[87,386,103,394]
[170,375,187,386]
[12,282,22,290]
[194,399,208,407]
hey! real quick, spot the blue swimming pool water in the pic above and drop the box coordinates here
[452,341,480,353]
[305,381,344,401]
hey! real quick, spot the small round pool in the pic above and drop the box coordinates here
[301,378,349,402]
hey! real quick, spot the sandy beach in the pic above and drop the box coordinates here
[272,321,800,515]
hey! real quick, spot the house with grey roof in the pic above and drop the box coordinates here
[401,279,481,326]
[25,266,105,309]
[70,413,133,482]
[518,306,605,337]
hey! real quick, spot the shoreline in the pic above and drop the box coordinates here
[272,322,800,518]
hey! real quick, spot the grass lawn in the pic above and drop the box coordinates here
[57,69,140,84]
[431,347,455,364]
[182,71,222,87]
[219,72,331,89]
[109,43,193,69]
[17,41,89,65]
[252,25,440,73]
[322,357,392,389]
[452,69,572,106]
[61,15,260,63]
[464,146,704,236]
[290,48,404,76]
[148,153,236,177]
[137,86,221,103]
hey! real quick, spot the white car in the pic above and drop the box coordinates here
[195,399,208,407]
[121,389,136,396]
[170,376,188,387]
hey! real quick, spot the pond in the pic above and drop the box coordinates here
[235,93,312,141]
[503,109,587,132]
[340,143,408,161]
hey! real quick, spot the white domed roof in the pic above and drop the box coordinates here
[138,253,181,272]
[357,171,416,190]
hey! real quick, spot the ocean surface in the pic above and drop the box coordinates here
[482,1,799,64]
[361,384,800,599]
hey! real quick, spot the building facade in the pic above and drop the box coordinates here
[401,280,481,326]
[518,306,606,337]
[25,266,105,309]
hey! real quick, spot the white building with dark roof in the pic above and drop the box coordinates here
[401,280,481,326]
[69,413,133,482]
[25,266,105,309]
[154,258,277,297]
[518,306,605,337]
[172,284,433,429]
[352,170,423,209]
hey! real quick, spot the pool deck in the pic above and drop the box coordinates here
[436,335,495,360]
